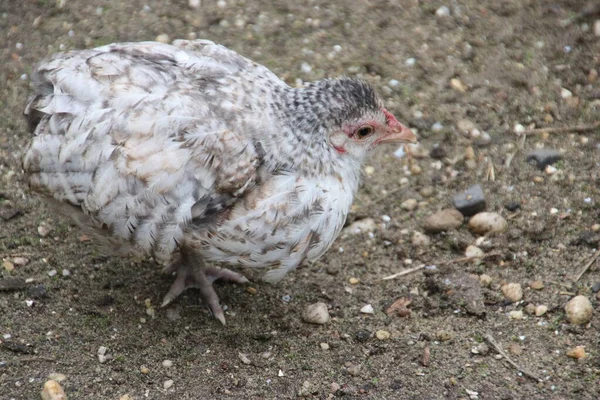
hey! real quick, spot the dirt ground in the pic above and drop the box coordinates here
[1,0,600,399]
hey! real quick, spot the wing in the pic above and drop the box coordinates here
[23,40,278,260]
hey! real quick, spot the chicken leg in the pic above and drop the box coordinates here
[161,249,249,324]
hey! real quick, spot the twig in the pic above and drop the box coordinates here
[574,249,600,282]
[526,121,600,135]
[484,334,542,382]
[7,356,56,363]
[485,159,495,182]
[380,265,425,281]
[379,252,502,281]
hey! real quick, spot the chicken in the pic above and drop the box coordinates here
[23,39,417,324]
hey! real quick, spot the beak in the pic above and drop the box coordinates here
[376,108,418,145]
[376,123,418,145]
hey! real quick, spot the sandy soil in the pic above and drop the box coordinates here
[1,0,600,399]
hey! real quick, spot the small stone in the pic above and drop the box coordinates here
[37,224,52,237]
[61,269,70,277]
[238,352,251,364]
[326,259,341,275]
[41,380,67,400]
[27,285,48,299]
[302,302,329,325]
[465,245,484,259]
[589,68,598,83]
[360,304,374,314]
[348,277,360,285]
[560,88,572,99]
[525,303,536,315]
[364,165,375,175]
[450,78,466,92]
[346,364,361,376]
[162,360,173,368]
[410,164,422,175]
[436,330,454,342]
[513,124,526,135]
[535,305,548,317]
[509,310,524,319]
[526,149,562,170]
[320,342,330,350]
[471,342,489,355]
[155,34,170,43]
[3,260,14,271]
[375,330,391,340]
[140,366,149,374]
[97,346,109,364]
[163,379,174,390]
[435,5,450,17]
[564,295,593,325]
[12,257,29,266]
[355,330,371,342]
[464,146,475,160]
[504,201,521,212]
[47,373,67,383]
[457,119,476,133]
[479,274,492,287]
[411,232,431,247]
[330,382,341,393]
[48,269,57,277]
[246,287,257,295]
[342,218,376,235]
[508,343,522,356]
[401,198,418,211]
[120,395,133,400]
[468,212,507,234]
[530,280,544,290]
[431,122,444,132]
[501,283,523,303]
[566,346,586,359]
[189,0,201,8]
[423,208,463,233]
[453,185,486,216]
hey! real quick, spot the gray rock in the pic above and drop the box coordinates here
[453,184,486,216]
[526,149,562,170]
[423,208,464,233]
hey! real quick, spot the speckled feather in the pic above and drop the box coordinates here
[23,39,382,283]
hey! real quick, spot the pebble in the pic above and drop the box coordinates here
[471,343,489,355]
[504,201,521,212]
[465,245,484,259]
[246,287,257,295]
[535,305,548,317]
[479,274,492,287]
[97,346,109,363]
[346,364,361,376]
[342,218,376,235]
[423,208,463,233]
[302,302,330,324]
[456,119,476,133]
[449,78,466,93]
[47,373,67,382]
[48,269,57,277]
[41,380,67,400]
[189,0,201,8]
[509,310,524,319]
[155,34,170,43]
[436,330,454,342]
[560,88,572,99]
[320,342,330,350]
[375,330,391,340]
[508,343,522,356]
[594,20,600,37]
[513,124,525,135]
[411,231,431,247]
[27,285,48,299]
[530,280,544,290]
[501,283,523,302]
[162,360,173,368]
[326,259,341,275]
[435,5,450,17]
[401,198,418,211]
[3,260,14,271]
[364,165,375,175]
[431,122,444,132]
[140,366,149,374]
[566,346,586,359]
[360,304,374,314]
[453,185,486,216]
[468,212,507,234]
[330,382,341,393]
[163,379,174,390]
[37,224,52,237]
[12,257,29,266]
[564,295,593,325]
[525,303,536,315]
[120,395,133,400]
[526,149,562,170]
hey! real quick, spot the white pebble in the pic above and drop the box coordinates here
[162,360,173,368]
[565,295,593,325]
[189,0,201,8]
[393,146,406,158]
[431,122,444,132]
[405,57,416,66]
[26,300,34,307]
[560,88,572,99]
[62,269,71,277]
[381,215,391,223]
[302,302,330,324]
[465,245,484,258]
[164,379,174,389]
[15,42,23,50]
[360,304,374,314]
[435,6,450,17]
[3,333,11,339]
[513,124,525,135]
[388,79,400,88]
[333,45,342,52]
[300,62,312,74]
[48,270,57,277]
[550,208,559,215]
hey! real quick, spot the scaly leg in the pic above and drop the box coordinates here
[161,250,249,325]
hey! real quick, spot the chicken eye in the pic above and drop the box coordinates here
[355,126,374,139]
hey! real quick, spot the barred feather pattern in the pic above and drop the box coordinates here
[23,39,370,282]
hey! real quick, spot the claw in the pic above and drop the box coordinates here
[161,259,248,325]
